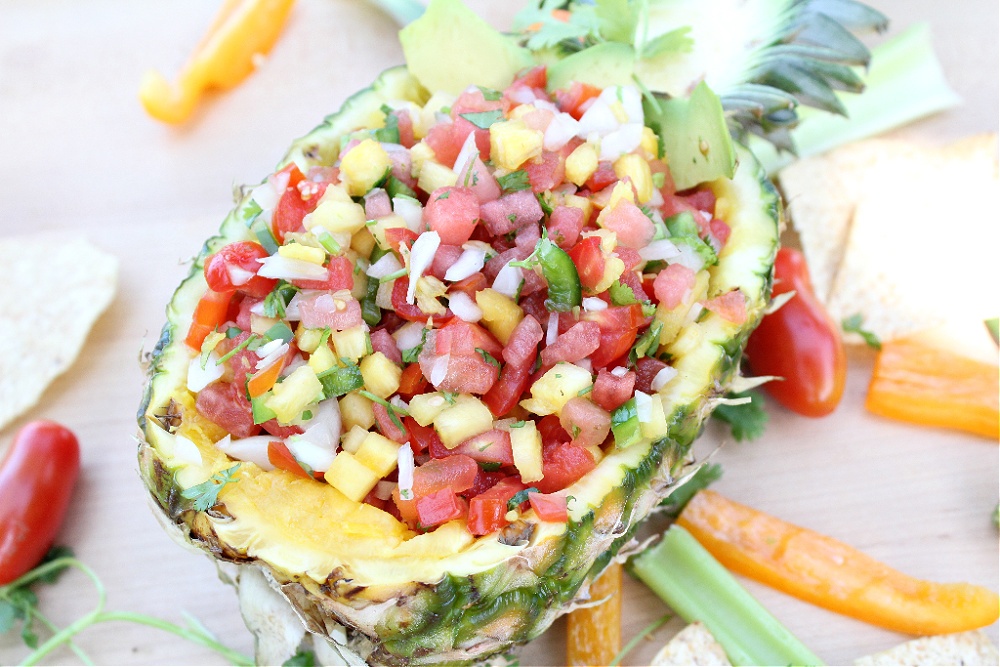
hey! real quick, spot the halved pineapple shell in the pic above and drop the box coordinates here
[137,64,780,665]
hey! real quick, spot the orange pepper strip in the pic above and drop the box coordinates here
[866,336,999,440]
[140,0,296,124]
[247,357,285,398]
[678,490,1000,636]
[566,561,622,666]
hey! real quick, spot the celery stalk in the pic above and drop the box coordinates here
[630,525,823,667]
[750,23,962,174]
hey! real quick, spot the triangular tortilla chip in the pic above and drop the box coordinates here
[854,630,999,666]
[651,621,731,666]
[0,234,118,430]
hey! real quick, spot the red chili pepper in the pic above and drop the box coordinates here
[744,247,846,417]
[0,421,80,585]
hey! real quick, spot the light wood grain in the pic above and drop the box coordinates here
[0,1,996,665]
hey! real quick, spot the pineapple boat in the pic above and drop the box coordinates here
[138,0,885,663]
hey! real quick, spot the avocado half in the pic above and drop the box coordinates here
[137,62,780,665]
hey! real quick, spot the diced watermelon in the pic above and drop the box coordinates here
[558,397,611,448]
[540,321,600,366]
[480,190,544,236]
[459,469,508,500]
[450,429,514,466]
[502,315,543,368]
[291,255,355,292]
[534,443,595,494]
[373,402,408,443]
[653,263,696,309]
[369,328,402,365]
[414,454,479,495]
[456,156,501,203]
[429,244,464,281]
[416,488,465,528]
[702,289,747,324]
[600,199,655,249]
[435,320,503,359]
[364,189,392,220]
[584,161,617,192]
[425,122,466,168]
[195,380,260,439]
[425,187,481,246]
[592,368,635,412]
[297,293,364,331]
[525,151,565,192]
[547,206,584,249]
[528,492,568,522]
[634,356,668,394]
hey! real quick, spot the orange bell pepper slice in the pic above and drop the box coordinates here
[865,335,999,440]
[678,490,1000,636]
[185,289,233,350]
[566,561,622,666]
[140,0,296,124]
[247,356,285,398]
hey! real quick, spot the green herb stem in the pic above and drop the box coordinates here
[630,526,823,667]
[608,612,673,667]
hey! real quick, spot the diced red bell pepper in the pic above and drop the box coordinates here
[467,477,527,536]
[416,488,465,528]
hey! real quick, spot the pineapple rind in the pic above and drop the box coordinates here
[137,65,779,665]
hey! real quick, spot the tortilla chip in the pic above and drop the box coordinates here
[0,234,118,430]
[854,630,999,666]
[780,134,999,344]
[651,621,731,666]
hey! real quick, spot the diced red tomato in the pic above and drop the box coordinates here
[512,65,547,91]
[592,368,636,412]
[425,187,481,245]
[185,289,233,350]
[583,304,642,369]
[653,263,696,310]
[459,469,508,500]
[385,227,419,257]
[467,477,527,536]
[397,363,428,398]
[204,241,276,298]
[291,255,354,291]
[416,488,465,528]
[568,237,606,291]
[703,289,748,325]
[272,166,327,243]
[373,402,408,443]
[555,81,603,120]
[537,414,570,447]
[403,417,441,455]
[195,380,260,439]
[483,360,532,417]
[448,272,488,297]
[584,161,618,192]
[535,443,595,494]
[267,441,315,480]
[528,492,568,522]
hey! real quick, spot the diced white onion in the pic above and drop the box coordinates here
[283,292,302,321]
[543,112,580,152]
[366,253,403,279]
[444,246,487,282]
[619,85,643,124]
[599,123,643,160]
[492,262,522,298]
[649,187,665,208]
[256,338,286,359]
[173,434,203,466]
[576,358,593,373]
[257,254,328,281]
[393,196,423,232]
[577,98,618,136]
[286,436,336,473]
[397,445,415,500]
[298,399,342,452]
[407,231,441,304]
[393,320,427,352]
[215,435,275,471]
[671,244,706,272]
[582,297,607,312]
[375,281,395,309]
[638,239,682,262]
[250,180,280,211]
[430,353,450,386]
[651,366,679,392]
[509,86,536,104]
[546,312,559,346]
[684,303,704,325]
[448,291,483,322]
[255,341,289,371]
[635,390,652,422]
[187,354,224,393]
[453,132,480,177]
[390,396,409,411]
[610,366,629,378]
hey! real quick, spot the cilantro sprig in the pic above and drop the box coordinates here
[711,390,769,442]
[841,313,882,350]
[180,464,242,511]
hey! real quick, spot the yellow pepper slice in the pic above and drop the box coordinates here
[678,490,1000,636]
[866,335,999,440]
[567,561,622,666]
[140,0,296,124]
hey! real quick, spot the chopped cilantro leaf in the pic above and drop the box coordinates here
[460,109,505,129]
[181,464,241,511]
[263,321,295,344]
[263,281,298,319]
[373,105,400,144]
[401,327,429,364]
[841,313,882,350]
[476,86,503,101]
[507,487,539,512]
[609,280,639,305]
[476,347,501,369]
[497,170,531,193]
[711,390,768,442]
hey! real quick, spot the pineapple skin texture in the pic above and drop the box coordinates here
[136,65,780,665]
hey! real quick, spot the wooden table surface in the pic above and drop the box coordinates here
[0,1,997,665]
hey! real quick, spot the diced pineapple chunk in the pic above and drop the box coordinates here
[417,160,459,194]
[510,422,543,483]
[409,141,437,174]
[351,229,377,258]
[591,255,626,294]
[614,154,653,203]
[265,366,323,424]
[278,242,326,264]
[408,392,449,426]
[295,325,324,354]
[434,395,494,448]
[340,139,392,197]
[639,393,670,441]
[369,214,411,250]
[305,199,367,235]
[640,126,659,159]
[331,326,370,363]
[308,342,337,375]
[340,424,369,454]
[565,143,599,186]
[355,432,401,477]
[490,120,543,171]
[667,321,705,358]
[520,363,593,417]
[339,391,375,431]
[326,451,380,502]
[563,193,593,221]
[360,351,402,399]
[250,314,279,336]
[475,288,524,345]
